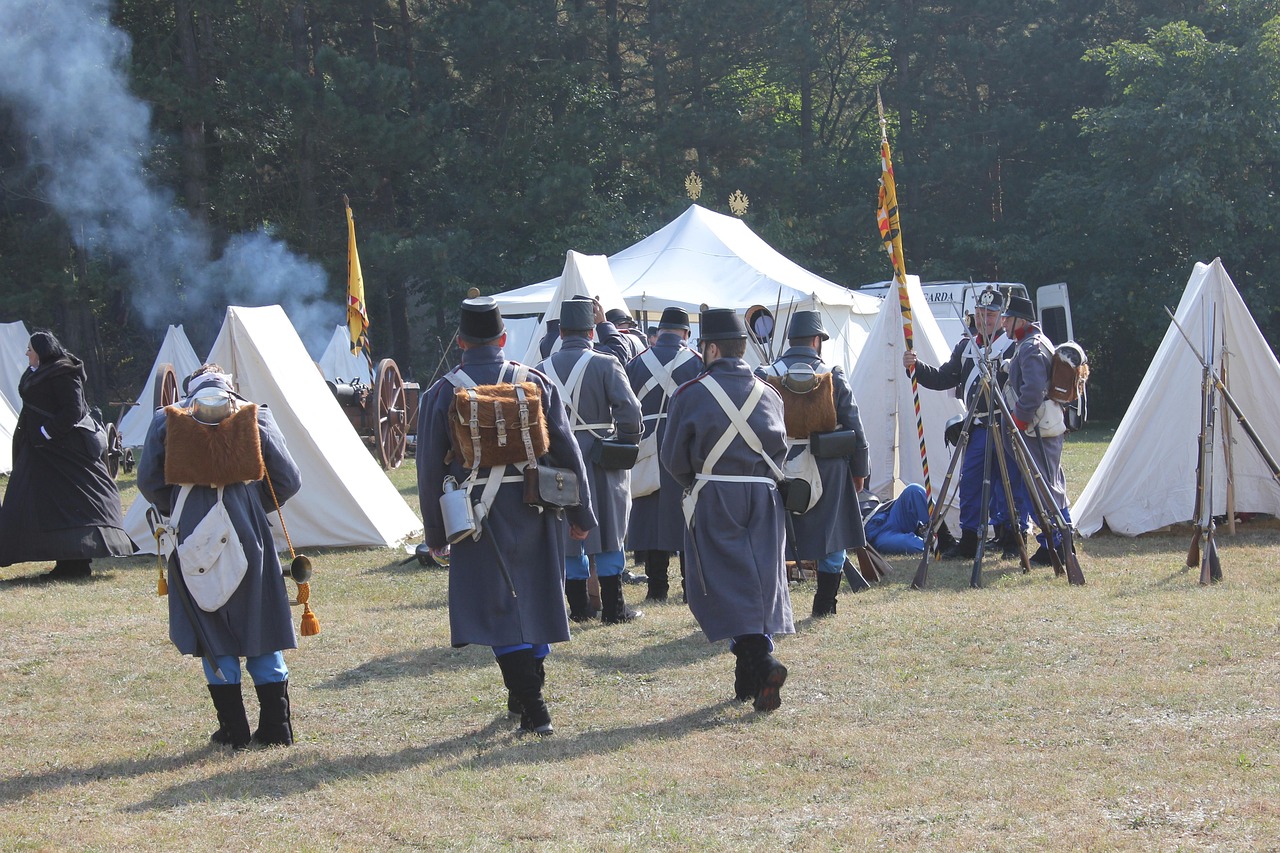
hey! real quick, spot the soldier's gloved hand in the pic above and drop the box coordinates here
[568,524,590,541]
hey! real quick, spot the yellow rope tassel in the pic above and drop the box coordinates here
[296,582,320,636]
[154,531,168,596]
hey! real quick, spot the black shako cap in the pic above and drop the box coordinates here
[1002,294,1035,322]
[658,307,691,331]
[559,299,595,332]
[699,308,748,341]
[604,307,633,326]
[458,296,505,343]
[786,310,829,341]
[975,286,1006,311]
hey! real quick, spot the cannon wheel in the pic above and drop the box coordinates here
[373,358,408,470]
[153,362,180,410]
[104,422,122,479]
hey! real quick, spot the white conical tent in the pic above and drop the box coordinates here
[849,277,963,520]
[124,305,422,552]
[0,392,16,474]
[118,325,203,449]
[0,320,31,414]
[521,250,630,363]
[318,324,374,385]
[1074,259,1280,536]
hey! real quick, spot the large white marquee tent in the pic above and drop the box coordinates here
[491,204,880,372]
[0,320,31,415]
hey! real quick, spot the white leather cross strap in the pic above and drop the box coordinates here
[546,350,613,436]
[682,377,783,529]
[636,348,696,419]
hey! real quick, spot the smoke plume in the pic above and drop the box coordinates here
[0,0,337,354]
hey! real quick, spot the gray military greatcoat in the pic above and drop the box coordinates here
[137,402,302,659]
[418,345,596,648]
[625,332,703,551]
[538,336,642,556]
[661,358,794,643]
[760,345,871,558]
[1006,324,1068,509]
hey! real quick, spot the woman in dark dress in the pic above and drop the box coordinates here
[0,331,132,579]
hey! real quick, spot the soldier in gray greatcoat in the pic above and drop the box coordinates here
[418,297,597,735]
[137,365,303,750]
[538,299,643,624]
[661,308,795,713]
[1001,294,1071,566]
[758,310,871,618]
[624,306,703,602]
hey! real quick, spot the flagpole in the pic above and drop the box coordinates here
[876,91,934,510]
[343,194,373,374]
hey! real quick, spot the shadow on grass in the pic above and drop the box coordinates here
[311,644,491,690]
[121,701,735,813]
[573,628,720,675]
[0,748,225,806]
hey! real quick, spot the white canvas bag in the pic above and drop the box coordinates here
[171,485,249,612]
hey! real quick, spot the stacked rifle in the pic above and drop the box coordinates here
[912,337,1084,590]
[1165,306,1280,585]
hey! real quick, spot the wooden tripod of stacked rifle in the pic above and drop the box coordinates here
[1165,306,1280,585]
[912,351,1085,590]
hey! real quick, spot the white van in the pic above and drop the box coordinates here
[857,279,1074,349]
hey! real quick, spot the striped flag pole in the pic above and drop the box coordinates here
[876,91,934,509]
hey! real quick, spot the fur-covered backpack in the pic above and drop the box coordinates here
[1048,341,1089,432]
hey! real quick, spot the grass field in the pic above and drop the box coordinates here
[2,422,1278,851]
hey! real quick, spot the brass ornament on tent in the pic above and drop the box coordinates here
[263,469,321,636]
[685,171,702,201]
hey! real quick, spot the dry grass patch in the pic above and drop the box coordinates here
[2,425,1278,850]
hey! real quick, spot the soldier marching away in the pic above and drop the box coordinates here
[661,308,794,712]
[903,286,1020,558]
[538,299,644,624]
[418,297,597,735]
[137,365,303,750]
[759,310,871,617]
[624,306,703,603]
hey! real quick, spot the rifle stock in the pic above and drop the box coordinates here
[1186,530,1201,570]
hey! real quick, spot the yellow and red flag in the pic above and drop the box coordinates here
[876,96,933,509]
[344,195,369,356]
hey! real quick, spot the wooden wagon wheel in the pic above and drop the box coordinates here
[153,362,180,410]
[104,422,122,479]
[373,357,408,470]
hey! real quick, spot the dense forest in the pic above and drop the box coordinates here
[2,0,1279,418]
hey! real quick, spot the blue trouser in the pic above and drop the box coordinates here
[493,643,551,659]
[1036,506,1073,549]
[960,426,1013,533]
[565,550,625,580]
[203,651,288,686]
[815,550,844,575]
[864,483,929,554]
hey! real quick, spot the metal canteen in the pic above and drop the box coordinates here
[190,387,235,424]
[289,553,313,583]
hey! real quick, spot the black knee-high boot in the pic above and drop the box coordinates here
[730,643,756,702]
[736,635,788,713]
[644,550,671,601]
[496,649,552,734]
[600,574,642,624]
[250,680,294,747]
[565,578,596,622]
[812,571,841,617]
[207,683,252,750]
